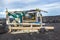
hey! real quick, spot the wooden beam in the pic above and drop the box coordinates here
[7,23,45,25]
[10,26,54,30]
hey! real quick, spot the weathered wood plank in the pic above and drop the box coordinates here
[7,23,45,25]
[10,26,54,30]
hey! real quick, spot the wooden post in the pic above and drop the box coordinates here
[39,11,42,28]
[8,26,11,33]
[6,8,10,24]
[6,8,8,24]
[6,8,11,33]
[36,9,43,27]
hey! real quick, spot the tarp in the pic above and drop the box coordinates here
[8,12,25,23]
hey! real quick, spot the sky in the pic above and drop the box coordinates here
[0,0,60,18]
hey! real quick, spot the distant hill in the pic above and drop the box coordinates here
[43,15,60,23]
[0,15,60,23]
[0,18,6,24]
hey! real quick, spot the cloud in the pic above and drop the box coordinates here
[0,0,60,17]
[3,0,60,11]
[25,2,60,16]
[4,2,60,12]
[0,12,6,18]
[4,0,38,5]
[4,2,60,16]
[41,2,60,10]
[5,2,60,11]
[22,2,60,11]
